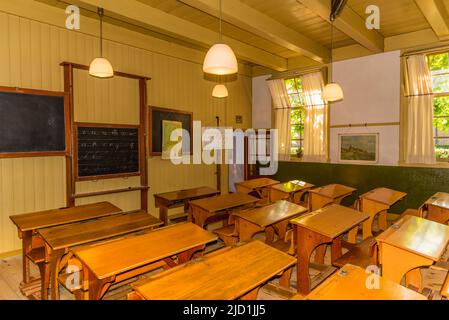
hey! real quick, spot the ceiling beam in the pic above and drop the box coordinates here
[298,0,384,53]
[414,0,449,40]
[73,0,287,71]
[178,0,330,64]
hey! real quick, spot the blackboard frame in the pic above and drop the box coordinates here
[149,106,193,156]
[74,122,141,181]
[0,86,70,158]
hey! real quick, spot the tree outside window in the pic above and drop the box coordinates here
[285,78,305,158]
[427,52,449,161]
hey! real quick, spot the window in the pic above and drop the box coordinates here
[428,52,449,161]
[285,77,305,157]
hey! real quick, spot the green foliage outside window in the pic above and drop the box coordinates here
[285,78,305,157]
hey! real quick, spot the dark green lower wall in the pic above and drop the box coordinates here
[275,162,449,214]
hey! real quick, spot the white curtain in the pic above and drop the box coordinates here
[300,72,328,162]
[267,79,291,161]
[403,54,436,164]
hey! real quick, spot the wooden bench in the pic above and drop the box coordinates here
[333,237,378,269]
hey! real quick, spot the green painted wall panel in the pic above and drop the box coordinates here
[275,162,449,214]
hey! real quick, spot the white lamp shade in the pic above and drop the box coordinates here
[203,43,238,75]
[89,57,114,78]
[212,84,228,98]
[322,82,344,102]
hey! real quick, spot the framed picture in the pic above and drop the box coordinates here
[338,133,379,164]
[161,120,183,160]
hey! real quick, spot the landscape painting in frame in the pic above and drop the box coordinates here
[161,120,182,160]
[338,133,379,164]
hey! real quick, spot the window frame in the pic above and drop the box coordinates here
[284,77,305,157]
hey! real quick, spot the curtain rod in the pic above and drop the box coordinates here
[401,44,449,57]
[267,66,327,81]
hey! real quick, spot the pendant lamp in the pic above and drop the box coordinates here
[212,84,228,98]
[203,0,238,75]
[89,8,114,78]
[322,12,343,102]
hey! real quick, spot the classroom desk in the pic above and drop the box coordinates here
[269,180,315,204]
[376,215,449,290]
[9,202,122,290]
[189,193,259,228]
[359,187,407,240]
[305,264,427,300]
[37,211,162,300]
[422,192,449,225]
[154,187,219,226]
[308,184,356,211]
[235,178,280,200]
[73,222,217,300]
[234,200,307,243]
[131,241,296,300]
[290,204,369,295]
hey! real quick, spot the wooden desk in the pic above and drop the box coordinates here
[9,202,122,290]
[234,200,307,243]
[305,264,427,300]
[423,192,449,225]
[38,211,162,300]
[131,241,296,300]
[270,180,314,204]
[359,188,407,240]
[154,186,219,226]
[235,178,280,200]
[290,204,369,295]
[376,215,449,290]
[189,193,259,228]
[308,184,356,211]
[73,222,217,300]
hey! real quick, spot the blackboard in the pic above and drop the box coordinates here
[76,125,140,179]
[0,90,66,155]
[149,106,192,155]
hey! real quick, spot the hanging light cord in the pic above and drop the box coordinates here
[329,12,335,82]
[219,0,223,43]
[98,7,104,57]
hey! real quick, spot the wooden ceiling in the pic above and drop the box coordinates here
[38,0,449,73]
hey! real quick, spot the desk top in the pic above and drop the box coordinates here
[38,211,162,250]
[235,178,280,190]
[376,215,449,261]
[154,187,219,203]
[290,204,369,239]
[425,192,449,210]
[189,193,259,213]
[309,184,356,199]
[360,188,407,206]
[270,180,315,194]
[74,222,217,279]
[305,264,427,300]
[132,241,296,300]
[9,202,122,232]
[235,200,307,228]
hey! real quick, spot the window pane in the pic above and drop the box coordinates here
[295,78,303,92]
[428,53,449,72]
[432,74,449,93]
[285,79,297,94]
[435,138,449,160]
[290,109,303,124]
[289,94,302,107]
[291,140,303,156]
[291,124,304,139]
[434,97,449,133]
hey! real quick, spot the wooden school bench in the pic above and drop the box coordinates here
[154,186,219,226]
[304,264,427,300]
[421,192,449,225]
[290,204,369,295]
[72,222,217,300]
[188,193,259,229]
[37,210,162,300]
[9,201,122,298]
[129,241,296,300]
[308,184,356,211]
[235,178,280,203]
[376,215,449,292]
[358,187,407,240]
[269,180,314,206]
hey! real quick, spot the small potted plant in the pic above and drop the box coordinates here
[296,148,303,159]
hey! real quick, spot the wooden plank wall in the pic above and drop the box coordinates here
[0,1,252,254]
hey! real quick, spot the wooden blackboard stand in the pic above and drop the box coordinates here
[61,62,151,211]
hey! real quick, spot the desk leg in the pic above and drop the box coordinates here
[237,219,264,243]
[49,249,65,300]
[273,220,289,241]
[330,235,343,264]
[21,232,32,284]
[279,268,292,289]
[178,245,205,264]
[87,270,113,300]
[159,206,169,226]
[378,210,388,231]
[240,288,259,300]
[295,225,331,295]
[191,206,211,229]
